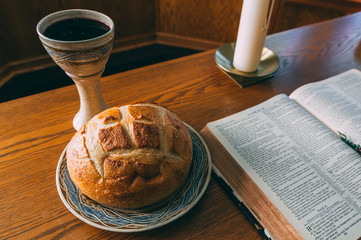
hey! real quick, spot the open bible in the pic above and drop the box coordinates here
[200,69,361,240]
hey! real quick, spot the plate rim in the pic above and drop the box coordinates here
[55,122,212,232]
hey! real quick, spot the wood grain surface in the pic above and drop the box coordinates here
[1,12,361,239]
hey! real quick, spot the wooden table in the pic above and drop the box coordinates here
[1,12,360,240]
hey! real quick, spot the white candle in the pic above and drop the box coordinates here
[233,0,274,72]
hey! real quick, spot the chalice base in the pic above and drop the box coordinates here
[68,70,109,130]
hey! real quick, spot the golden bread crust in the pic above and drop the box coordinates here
[66,103,192,209]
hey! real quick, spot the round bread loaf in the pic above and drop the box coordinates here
[66,103,192,209]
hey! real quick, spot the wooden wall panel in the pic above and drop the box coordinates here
[156,0,243,49]
[0,0,155,86]
[156,0,361,49]
[0,0,155,60]
[269,1,348,33]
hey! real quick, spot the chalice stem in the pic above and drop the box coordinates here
[68,69,109,130]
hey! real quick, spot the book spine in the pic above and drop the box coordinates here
[212,168,273,240]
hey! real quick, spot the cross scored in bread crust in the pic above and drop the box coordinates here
[71,103,189,179]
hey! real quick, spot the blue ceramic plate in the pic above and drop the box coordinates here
[56,123,211,232]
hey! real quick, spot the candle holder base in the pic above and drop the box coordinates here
[215,42,279,87]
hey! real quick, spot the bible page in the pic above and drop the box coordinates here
[207,94,361,240]
[290,69,361,145]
